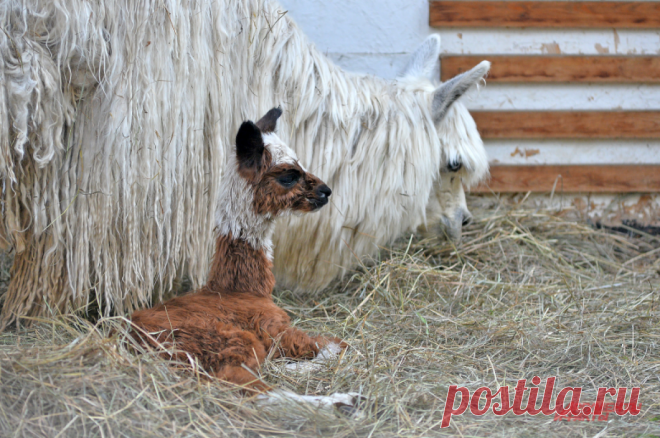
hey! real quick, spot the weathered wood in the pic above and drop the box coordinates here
[472,165,660,192]
[471,111,660,139]
[430,1,660,28]
[442,56,660,83]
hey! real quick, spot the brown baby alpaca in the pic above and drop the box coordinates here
[130,108,342,392]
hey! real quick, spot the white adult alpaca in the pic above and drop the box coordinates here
[0,0,488,326]
[271,35,489,291]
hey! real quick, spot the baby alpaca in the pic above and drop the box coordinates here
[130,108,342,392]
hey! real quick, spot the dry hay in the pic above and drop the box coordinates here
[0,199,658,437]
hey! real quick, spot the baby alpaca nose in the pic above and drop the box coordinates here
[317,185,332,199]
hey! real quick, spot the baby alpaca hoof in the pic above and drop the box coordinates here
[256,390,365,416]
[323,337,348,350]
[333,393,368,418]
[285,341,346,373]
[315,340,345,359]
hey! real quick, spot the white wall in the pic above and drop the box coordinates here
[278,0,435,79]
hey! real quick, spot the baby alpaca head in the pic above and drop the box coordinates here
[217,108,331,253]
[236,107,331,215]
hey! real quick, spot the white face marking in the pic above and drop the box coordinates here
[262,132,299,166]
[215,154,275,257]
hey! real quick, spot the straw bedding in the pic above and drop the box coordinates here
[0,200,658,437]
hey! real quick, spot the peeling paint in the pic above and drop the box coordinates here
[613,29,620,53]
[510,147,540,158]
[486,141,660,166]
[540,42,561,54]
[594,43,610,54]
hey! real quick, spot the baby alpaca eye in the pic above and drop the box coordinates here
[277,172,300,188]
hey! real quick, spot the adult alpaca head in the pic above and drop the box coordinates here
[272,33,490,291]
[397,35,490,243]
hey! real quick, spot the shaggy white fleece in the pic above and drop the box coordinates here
[0,0,488,322]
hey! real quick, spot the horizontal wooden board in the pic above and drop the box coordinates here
[429,1,660,28]
[471,111,660,139]
[485,141,660,166]
[442,56,660,83]
[436,29,660,56]
[472,165,660,192]
[463,84,660,111]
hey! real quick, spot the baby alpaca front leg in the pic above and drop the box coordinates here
[206,323,272,392]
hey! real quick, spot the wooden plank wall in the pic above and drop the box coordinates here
[471,111,660,139]
[430,1,660,193]
[430,1,660,28]
[477,166,660,193]
[441,56,660,83]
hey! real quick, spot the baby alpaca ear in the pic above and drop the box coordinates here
[255,107,283,134]
[236,121,265,173]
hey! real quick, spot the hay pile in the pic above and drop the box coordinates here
[0,200,658,437]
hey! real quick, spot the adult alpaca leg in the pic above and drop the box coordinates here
[2,234,70,329]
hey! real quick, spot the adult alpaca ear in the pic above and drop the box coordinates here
[255,107,283,134]
[236,121,265,173]
[399,34,442,80]
[432,61,490,123]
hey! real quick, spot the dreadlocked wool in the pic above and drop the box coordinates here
[0,0,488,326]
